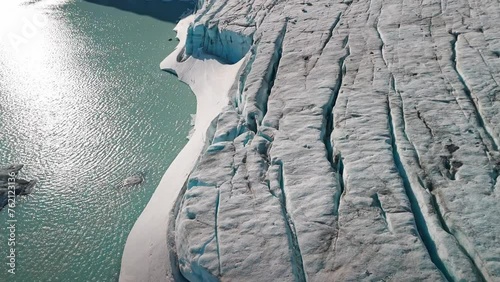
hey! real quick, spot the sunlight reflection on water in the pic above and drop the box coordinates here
[0,0,195,280]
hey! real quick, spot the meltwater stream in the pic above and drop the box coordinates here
[0,0,195,280]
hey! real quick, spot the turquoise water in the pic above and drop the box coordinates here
[0,0,195,280]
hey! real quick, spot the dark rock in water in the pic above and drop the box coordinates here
[0,164,36,210]
[1,164,24,173]
[0,180,36,196]
[0,164,24,181]
[123,173,144,187]
[18,180,37,195]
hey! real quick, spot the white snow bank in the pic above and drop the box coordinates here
[119,15,244,282]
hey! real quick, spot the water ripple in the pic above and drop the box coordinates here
[0,0,195,281]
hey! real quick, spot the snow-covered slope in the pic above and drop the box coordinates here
[122,0,500,281]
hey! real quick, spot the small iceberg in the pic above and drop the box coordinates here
[123,173,144,187]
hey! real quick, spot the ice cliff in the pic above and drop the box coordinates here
[151,0,500,281]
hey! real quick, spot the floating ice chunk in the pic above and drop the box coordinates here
[123,173,144,187]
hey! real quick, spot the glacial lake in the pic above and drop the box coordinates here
[0,0,195,280]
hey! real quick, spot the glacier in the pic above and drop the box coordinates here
[121,0,500,281]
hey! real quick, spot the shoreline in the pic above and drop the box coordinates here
[119,15,244,282]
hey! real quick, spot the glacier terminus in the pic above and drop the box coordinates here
[121,0,500,281]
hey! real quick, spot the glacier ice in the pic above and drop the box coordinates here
[125,0,500,281]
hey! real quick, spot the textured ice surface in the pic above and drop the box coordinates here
[168,0,500,281]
